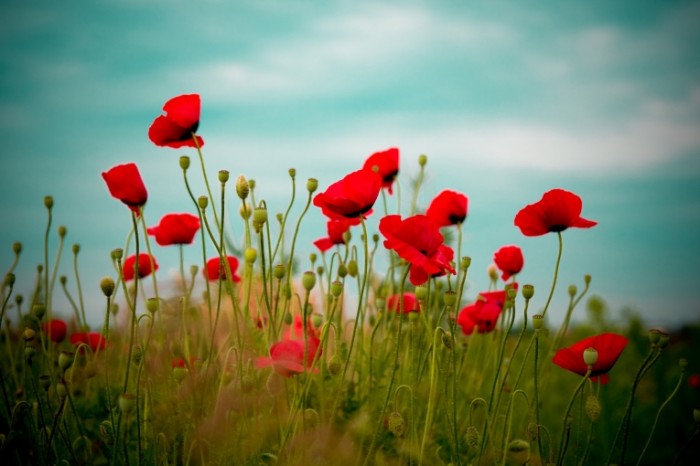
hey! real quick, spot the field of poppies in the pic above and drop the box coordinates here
[1,94,699,465]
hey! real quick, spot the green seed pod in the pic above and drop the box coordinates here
[236,176,249,199]
[288,168,296,178]
[245,248,257,264]
[100,276,115,297]
[460,256,471,271]
[58,351,74,371]
[387,412,406,437]
[72,244,80,254]
[12,242,22,255]
[507,439,530,465]
[44,195,54,209]
[327,355,342,376]
[522,284,534,300]
[179,155,190,170]
[32,303,46,319]
[111,248,123,261]
[218,170,230,184]
[306,178,318,193]
[172,367,188,383]
[312,314,323,328]
[444,290,456,307]
[39,375,52,391]
[584,274,592,285]
[330,280,343,297]
[24,346,36,360]
[4,273,15,287]
[198,195,209,210]
[146,297,159,314]
[302,271,316,291]
[415,285,428,300]
[337,263,348,278]
[466,426,481,450]
[347,260,358,278]
[56,381,68,399]
[273,264,286,280]
[23,328,36,342]
[583,347,598,366]
[568,284,577,297]
[58,225,67,238]
[585,394,601,421]
[418,154,428,167]
[253,207,268,225]
[532,314,544,331]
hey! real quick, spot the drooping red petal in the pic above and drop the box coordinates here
[313,169,382,219]
[122,253,158,281]
[203,256,241,282]
[147,213,201,246]
[425,190,468,227]
[515,189,597,237]
[102,163,148,212]
[363,148,399,194]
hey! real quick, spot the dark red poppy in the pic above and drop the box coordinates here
[386,292,420,314]
[122,253,159,281]
[313,218,355,252]
[148,94,204,148]
[43,319,67,343]
[689,373,700,389]
[457,289,510,335]
[363,147,399,195]
[256,336,321,378]
[379,214,455,286]
[425,190,468,227]
[203,256,241,283]
[70,332,107,353]
[514,188,597,236]
[102,163,148,215]
[493,245,524,281]
[552,333,628,384]
[147,213,201,246]
[313,169,382,219]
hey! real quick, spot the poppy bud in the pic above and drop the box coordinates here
[460,256,471,271]
[312,314,323,328]
[444,290,456,307]
[59,275,67,286]
[58,225,67,238]
[306,178,318,193]
[583,347,598,366]
[507,439,530,465]
[32,304,46,319]
[522,284,534,300]
[506,287,517,300]
[253,208,268,225]
[488,264,498,281]
[585,394,601,421]
[309,253,317,265]
[240,203,251,219]
[4,273,14,287]
[118,393,136,413]
[347,260,358,278]
[283,312,293,325]
[13,242,22,255]
[245,248,257,264]
[248,179,256,190]
[375,298,386,311]
[316,266,324,276]
[236,176,249,199]
[387,412,406,437]
[44,195,54,209]
[302,271,316,291]
[190,265,199,276]
[648,328,661,344]
[331,280,343,297]
[58,351,74,371]
[327,355,342,376]
[568,285,577,297]
[218,170,229,184]
[172,367,188,383]
[442,332,454,349]
[15,294,23,306]
[337,263,348,278]
[111,248,123,261]
[23,328,36,342]
[146,298,159,314]
[584,274,591,285]
[273,264,286,280]
[72,244,80,254]
[179,155,190,170]
[198,196,208,210]
[466,426,481,450]
[276,212,283,224]
[56,381,68,398]
[100,277,115,297]
[288,168,296,178]
[418,154,428,167]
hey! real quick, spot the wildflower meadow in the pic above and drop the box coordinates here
[1,94,699,465]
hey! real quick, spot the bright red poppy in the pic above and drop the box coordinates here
[256,336,321,378]
[70,332,107,353]
[552,333,629,384]
[122,253,159,281]
[102,163,148,215]
[313,169,382,219]
[43,319,67,343]
[282,314,321,340]
[203,256,241,283]
[313,218,354,252]
[456,288,510,335]
[147,213,201,246]
[514,188,597,236]
[363,147,399,195]
[425,190,468,227]
[379,214,455,286]
[386,292,420,314]
[148,94,204,148]
[493,245,524,281]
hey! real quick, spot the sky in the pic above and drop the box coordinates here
[1,0,699,329]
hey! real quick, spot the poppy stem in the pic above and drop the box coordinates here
[419,326,448,465]
[541,232,563,319]
[72,246,88,328]
[556,368,591,466]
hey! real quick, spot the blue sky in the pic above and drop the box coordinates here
[1,0,699,328]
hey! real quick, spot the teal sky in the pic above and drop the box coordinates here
[2,0,699,328]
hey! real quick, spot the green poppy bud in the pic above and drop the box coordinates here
[245,248,257,264]
[273,264,286,280]
[522,284,534,300]
[44,195,54,209]
[331,280,343,297]
[583,347,598,366]
[236,176,249,199]
[306,178,318,193]
[198,196,208,210]
[146,297,159,314]
[12,242,22,255]
[418,154,428,167]
[100,277,115,297]
[218,170,230,184]
[179,155,190,170]
[302,271,316,291]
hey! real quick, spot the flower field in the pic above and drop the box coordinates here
[1,94,699,465]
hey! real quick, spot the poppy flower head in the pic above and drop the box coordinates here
[386,292,420,314]
[493,245,524,281]
[147,213,201,246]
[256,337,321,378]
[282,314,321,340]
[362,147,399,194]
[122,253,158,281]
[425,190,468,227]
[102,163,148,215]
[43,319,67,343]
[313,218,355,252]
[379,214,455,286]
[70,332,107,353]
[457,299,502,335]
[689,373,700,389]
[203,256,241,282]
[313,169,382,219]
[148,94,204,148]
[552,333,628,384]
[515,188,597,237]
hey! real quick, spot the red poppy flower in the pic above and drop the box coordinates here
[70,332,107,353]
[386,292,420,314]
[425,190,468,227]
[493,245,524,281]
[362,147,399,195]
[256,336,321,378]
[313,218,355,252]
[379,214,455,286]
[689,373,700,389]
[456,289,510,335]
[313,169,382,219]
[282,314,321,340]
[203,256,241,282]
[43,319,67,343]
[552,333,628,384]
[148,94,204,148]
[147,213,201,246]
[102,163,148,215]
[122,253,159,281]
[514,188,597,236]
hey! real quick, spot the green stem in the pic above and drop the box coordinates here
[541,232,563,319]
[556,369,591,466]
